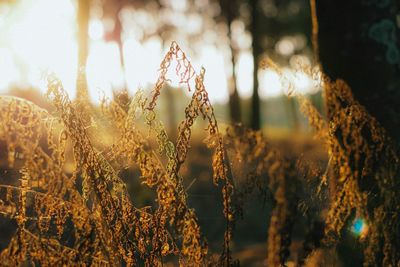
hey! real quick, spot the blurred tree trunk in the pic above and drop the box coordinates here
[250,0,261,130]
[114,14,124,69]
[103,0,127,91]
[228,46,242,124]
[109,7,127,90]
[104,2,125,68]
[220,0,242,124]
[315,0,400,145]
[227,42,242,123]
[77,0,90,101]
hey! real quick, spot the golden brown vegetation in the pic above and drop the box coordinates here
[0,42,398,266]
[0,42,235,266]
[299,71,400,266]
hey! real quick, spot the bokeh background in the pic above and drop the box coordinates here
[0,0,324,131]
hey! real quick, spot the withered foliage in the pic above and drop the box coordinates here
[224,125,303,266]
[262,56,400,266]
[300,76,400,266]
[0,42,235,266]
[325,80,399,266]
[0,41,399,267]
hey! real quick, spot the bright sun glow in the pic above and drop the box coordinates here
[1,0,77,96]
[89,19,104,40]
[0,0,316,104]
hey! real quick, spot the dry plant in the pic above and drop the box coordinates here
[319,79,399,266]
[1,40,399,267]
[0,42,236,266]
[224,125,303,266]
[292,62,399,266]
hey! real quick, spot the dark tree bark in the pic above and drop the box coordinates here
[315,0,400,145]
[77,0,90,101]
[250,0,261,130]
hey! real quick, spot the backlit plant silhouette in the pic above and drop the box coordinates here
[0,42,235,266]
[0,41,399,267]
[298,67,400,266]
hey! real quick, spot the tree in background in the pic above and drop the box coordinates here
[100,0,245,126]
[246,0,311,130]
[76,0,90,101]
[100,0,205,135]
[250,0,261,130]
[315,0,400,144]
[103,0,127,69]
[219,0,242,123]
[77,0,313,131]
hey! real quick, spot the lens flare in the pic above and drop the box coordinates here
[351,218,368,238]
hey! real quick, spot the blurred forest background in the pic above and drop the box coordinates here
[0,0,323,133]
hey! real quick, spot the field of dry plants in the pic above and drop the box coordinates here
[0,41,399,267]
